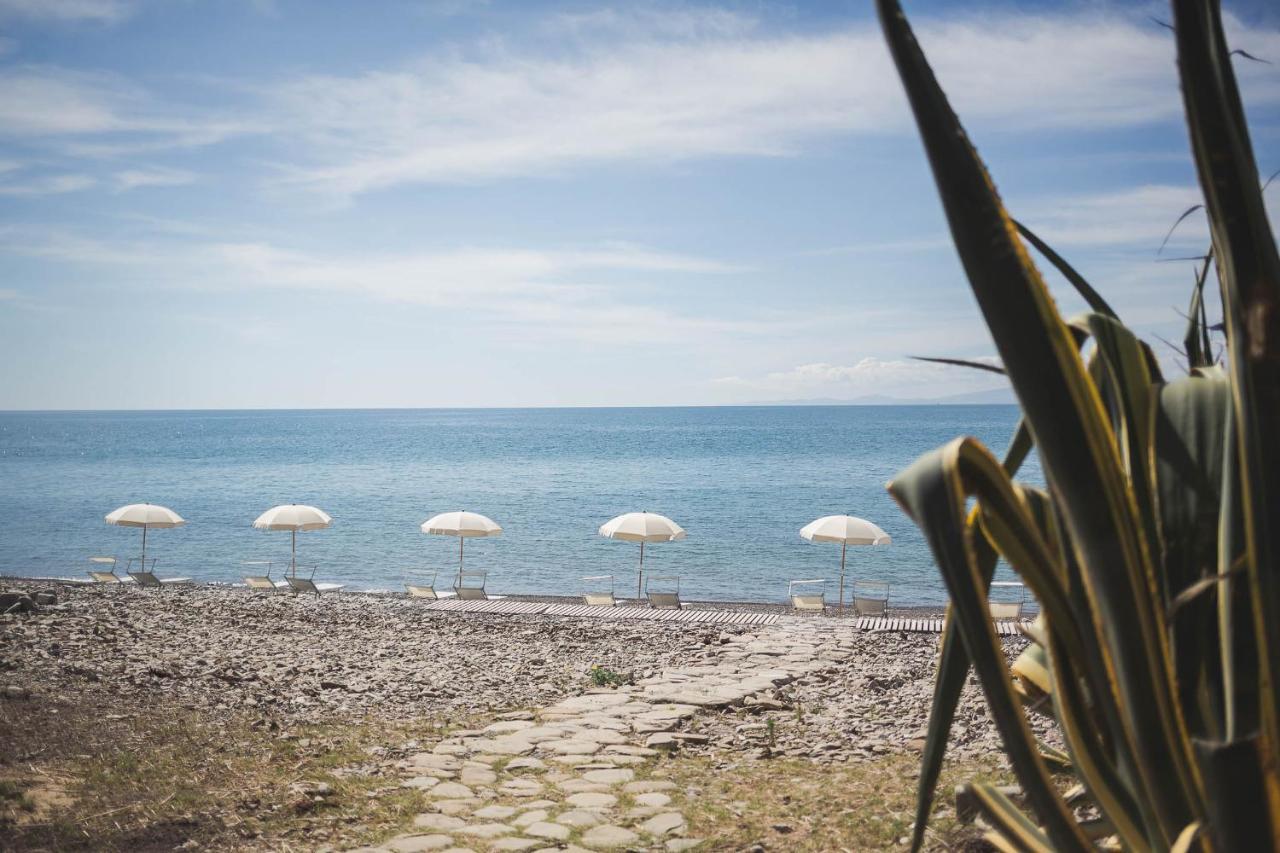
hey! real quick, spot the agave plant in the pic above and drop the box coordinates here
[875,0,1280,850]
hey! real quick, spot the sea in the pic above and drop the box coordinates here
[0,406,1034,605]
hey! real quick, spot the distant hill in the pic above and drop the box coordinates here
[749,386,1016,406]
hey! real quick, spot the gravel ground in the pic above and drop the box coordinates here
[1,579,1053,765]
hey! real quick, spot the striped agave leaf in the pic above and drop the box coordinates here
[876,0,1280,849]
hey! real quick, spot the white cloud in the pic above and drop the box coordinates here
[718,356,1006,399]
[1017,184,1210,250]
[112,167,197,190]
[263,9,1279,196]
[0,171,95,195]
[0,0,132,23]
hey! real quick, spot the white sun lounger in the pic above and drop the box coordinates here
[454,570,489,601]
[126,558,192,589]
[645,575,683,610]
[87,556,125,584]
[788,578,827,611]
[989,581,1026,620]
[581,574,618,607]
[283,564,344,597]
[406,569,444,599]
[242,560,284,592]
[853,580,890,616]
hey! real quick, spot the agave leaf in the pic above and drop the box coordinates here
[1172,0,1280,769]
[1183,254,1216,369]
[911,355,1006,375]
[968,783,1055,853]
[889,439,1092,849]
[1013,219,1119,319]
[907,420,1032,852]
[1194,736,1276,851]
[878,0,1204,837]
[1153,371,1233,741]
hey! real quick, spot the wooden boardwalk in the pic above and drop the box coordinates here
[854,616,1030,636]
[418,597,779,626]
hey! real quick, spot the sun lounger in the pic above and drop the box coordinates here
[454,570,488,600]
[88,556,125,583]
[283,564,344,597]
[126,558,192,589]
[242,561,284,592]
[989,581,1026,619]
[405,569,441,599]
[852,580,890,616]
[581,575,617,607]
[645,575,682,610]
[788,578,827,611]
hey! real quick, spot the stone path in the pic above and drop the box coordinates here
[352,619,859,852]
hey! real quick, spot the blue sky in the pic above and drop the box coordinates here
[0,0,1277,409]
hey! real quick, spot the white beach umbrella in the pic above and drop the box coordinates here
[421,511,503,585]
[105,503,186,570]
[253,504,332,577]
[599,511,686,598]
[800,514,892,609]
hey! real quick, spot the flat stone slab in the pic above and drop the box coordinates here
[489,839,541,852]
[402,776,441,790]
[384,834,455,852]
[413,814,466,832]
[543,739,601,755]
[473,805,518,820]
[432,798,480,816]
[623,780,677,794]
[556,779,611,794]
[454,822,515,838]
[460,767,498,786]
[633,792,672,808]
[427,782,475,799]
[525,821,571,841]
[483,720,537,734]
[408,754,463,772]
[555,809,604,828]
[500,779,545,797]
[582,768,634,785]
[565,791,617,809]
[504,757,547,772]
[580,825,640,848]
[545,693,634,713]
[640,812,687,836]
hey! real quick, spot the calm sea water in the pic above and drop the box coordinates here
[0,406,1033,605]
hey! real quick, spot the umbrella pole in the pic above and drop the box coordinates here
[638,540,645,600]
[458,537,464,588]
[291,529,297,578]
[840,541,847,610]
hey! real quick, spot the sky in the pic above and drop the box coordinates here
[0,0,1277,410]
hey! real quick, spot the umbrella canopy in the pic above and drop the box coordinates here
[421,511,503,538]
[105,503,186,571]
[105,503,186,529]
[599,511,686,598]
[800,515,891,545]
[421,511,502,583]
[253,504,332,531]
[800,514,891,609]
[253,504,332,576]
[598,511,686,543]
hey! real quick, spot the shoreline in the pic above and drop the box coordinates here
[2,574,973,618]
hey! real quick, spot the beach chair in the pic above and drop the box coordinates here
[989,581,1026,620]
[852,580,890,616]
[788,579,826,612]
[454,570,488,600]
[581,575,617,607]
[283,565,345,597]
[405,569,441,600]
[87,556,125,584]
[242,561,284,592]
[126,557,193,589]
[645,575,682,610]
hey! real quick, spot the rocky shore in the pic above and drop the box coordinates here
[1,579,1043,763]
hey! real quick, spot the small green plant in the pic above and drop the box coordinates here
[588,665,628,688]
[765,718,777,749]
